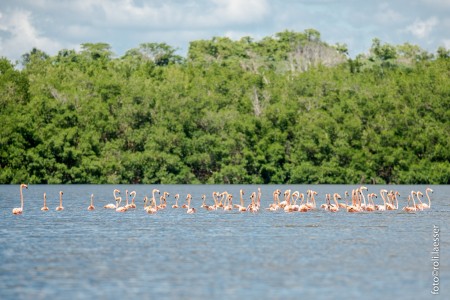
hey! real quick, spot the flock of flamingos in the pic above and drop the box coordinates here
[11,184,433,215]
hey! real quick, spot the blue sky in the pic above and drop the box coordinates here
[1,0,449,63]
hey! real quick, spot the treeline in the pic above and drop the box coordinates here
[1,29,450,184]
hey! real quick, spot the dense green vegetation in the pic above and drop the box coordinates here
[1,30,449,184]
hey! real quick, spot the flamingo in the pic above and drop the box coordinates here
[104,189,120,209]
[41,192,49,211]
[417,188,433,210]
[322,193,340,212]
[126,191,137,209]
[266,189,281,211]
[223,194,233,211]
[87,194,95,210]
[321,193,337,211]
[392,191,400,209]
[144,196,158,214]
[186,194,196,214]
[290,191,300,211]
[320,193,331,209]
[414,191,425,211]
[234,189,247,211]
[156,191,170,210]
[13,183,27,215]
[172,193,180,208]
[365,193,376,211]
[203,192,218,211]
[376,189,388,211]
[217,192,226,209]
[248,192,259,213]
[200,194,207,208]
[347,190,362,212]
[115,197,128,212]
[55,191,64,211]
[329,193,341,212]
[298,193,310,212]
[256,187,262,210]
[306,190,318,209]
[424,187,433,209]
[283,189,293,212]
[403,195,417,212]
[359,186,368,210]
[279,189,289,208]
[385,190,397,210]
[151,188,160,209]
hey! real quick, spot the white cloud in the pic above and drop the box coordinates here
[406,17,439,38]
[0,9,63,60]
[212,0,270,24]
[375,3,405,24]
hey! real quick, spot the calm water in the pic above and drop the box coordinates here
[0,184,448,299]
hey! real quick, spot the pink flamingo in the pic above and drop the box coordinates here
[223,194,233,211]
[234,189,247,211]
[298,193,310,212]
[55,191,64,211]
[416,188,433,210]
[87,194,95,210]
[125,191,137,209]
[144,196,158,214]
[104,189,120,209]
[248,192,259,212]
[266,189,281,211]
[172,193,180,208]
[12,184,27,215]
[403,194,417,212]
[186,194,196,214]
[375,189,388,211]
[115,196,127,212]
[320,193,331,209]
[41,192,49,211]
[347,189,362,212]
[365,193,376,211]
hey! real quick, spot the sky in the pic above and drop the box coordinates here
[1,0,450,63]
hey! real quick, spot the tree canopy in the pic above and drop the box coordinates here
[1,29,449,184]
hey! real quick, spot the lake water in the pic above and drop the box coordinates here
[0,184,448,299]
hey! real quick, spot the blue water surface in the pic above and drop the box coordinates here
[0,184,448,300]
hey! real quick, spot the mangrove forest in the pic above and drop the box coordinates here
[1,29,449,184]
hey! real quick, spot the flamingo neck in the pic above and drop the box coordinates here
[333,194,339,207]
[114,190,120,201]
[285,190,291,205]
[20,186,24,209]
[360,190,366,206]
[426,190,432,208]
